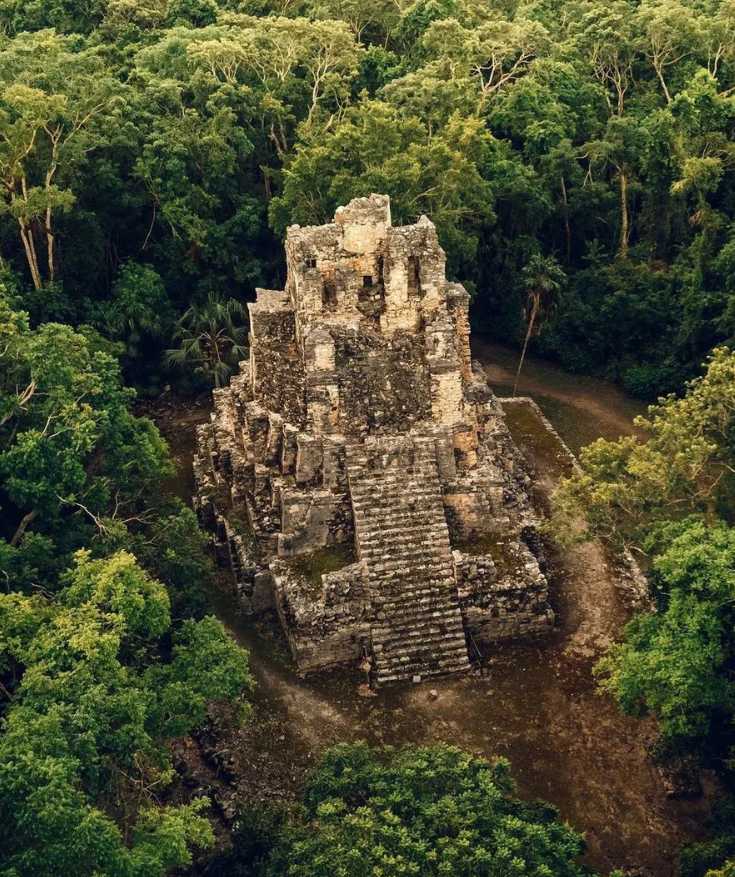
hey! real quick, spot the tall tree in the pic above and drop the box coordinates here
[0,32,119,290]
[552,346,735,548]
[513,252,566,393]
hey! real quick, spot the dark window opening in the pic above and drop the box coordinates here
[305,257,317,269]
[407,256,421,297]
[322,279,337,309]
[358,264,386,318]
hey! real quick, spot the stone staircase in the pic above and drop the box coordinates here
[346,436,471,685]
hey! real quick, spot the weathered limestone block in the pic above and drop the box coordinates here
[336,194,390,255]
[249,291,305,424]
[322,436,347,491]
[447,284,473,381]
[264,413,283,468]
[295,434,323,484]
[433,428,457,481]
[443,490,494,541]
[244,402,269,461]
[278,488,351,557]
[281,423,299,474]
[304,326,336,373]
[430,370,465,427]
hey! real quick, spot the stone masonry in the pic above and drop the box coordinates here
[194,194,554,685]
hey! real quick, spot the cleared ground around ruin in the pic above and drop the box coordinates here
[157,344,713,877]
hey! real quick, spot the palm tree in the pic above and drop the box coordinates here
[513,254,566,396]
[166,293,248,388]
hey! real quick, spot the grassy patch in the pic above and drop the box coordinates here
[453,533,504,557]
[290,544,355,586]
[452,535,521,578]
[502,401,575,481]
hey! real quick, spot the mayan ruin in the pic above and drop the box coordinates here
[194,194,554,686]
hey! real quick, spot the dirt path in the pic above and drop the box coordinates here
[473,338,647,452]
[151,350,712,877]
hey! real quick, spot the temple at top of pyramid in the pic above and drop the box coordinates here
[249,192,474,440]
[194,194,554,686]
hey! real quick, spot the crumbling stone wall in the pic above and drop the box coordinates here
[331,328,432,435]
[454,544,554,641]
[272,560,372,673]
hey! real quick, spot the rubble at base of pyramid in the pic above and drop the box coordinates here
[193,194,554,686]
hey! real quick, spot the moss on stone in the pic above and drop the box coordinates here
[502,401,574,481]
[290,544,355,587]
[454,535,523,579]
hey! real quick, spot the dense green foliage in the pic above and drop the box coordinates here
[0,291,214,610]
[0,0,733,396]
[596,518,735,748]
[0,549,254,877]
[0,290,254,875]
[212,743,593,877]
[552,346,735,548]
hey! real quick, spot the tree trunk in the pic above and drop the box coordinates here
[513,297,539,396]
[45,206,55,283]
[45,159,58,283]
[18,220,42,290]
[10,509,38,547]
[655,62,672,104]
[261,165,272,201]
[618,170,630,258]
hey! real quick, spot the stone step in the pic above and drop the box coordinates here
[359,522,449,539]
[353,503,446,520]
[372,583,456,602]
[348,470,439,485]
[360,532,450,549]
[375,655,469,678]
[376,644,469,664]
[364,559,454,577]
[363,560,453,576]
[375,632,468,652]
[368,573,456,591]
[361,524,444,548]
[370,583,456,599]
[351,484,441,498]
[374,653,470,683]
[373,601,459,620]
[354,474,437,488]
[361,551,452,568]
[377,649,468,669]
[373,615,466,634]
[373,603,464,624]
[373,599,464,619]
[370,581,456,596]
[357,515,450,536]
[372,579,456,593]
[347,436,470,687]
[361,539,451,555]
[355,500,445,513]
